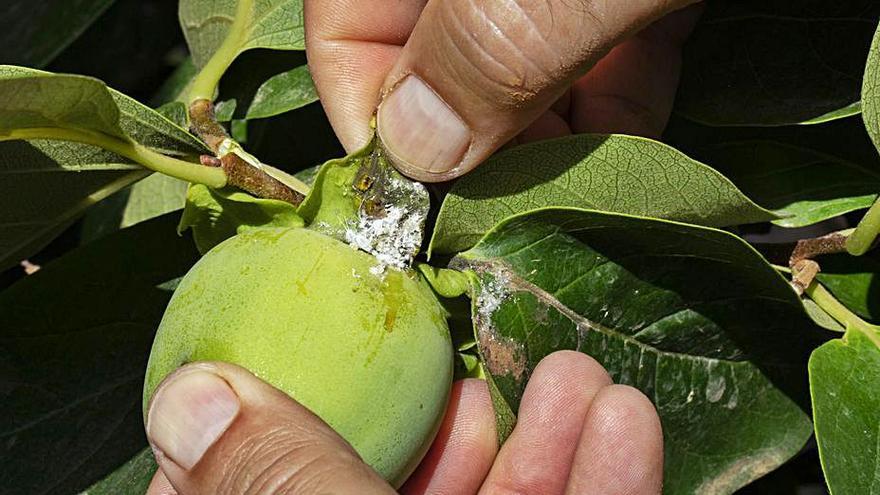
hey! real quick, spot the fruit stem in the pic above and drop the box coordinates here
[846,196,880,256]
[1,127,227,187]
[188,99,306,205]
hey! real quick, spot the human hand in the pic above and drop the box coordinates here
[145,351,662,494]
[304,0,702,182]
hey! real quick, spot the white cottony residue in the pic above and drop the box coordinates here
[344,174,429,273]
[369,263,386,277]
[476,270,511,325]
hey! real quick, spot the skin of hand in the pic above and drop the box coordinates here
[304,0,703,182]
[145,2,703,492]
[145,352,663,494]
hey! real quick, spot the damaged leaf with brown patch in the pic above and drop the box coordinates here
[456,207,822,495]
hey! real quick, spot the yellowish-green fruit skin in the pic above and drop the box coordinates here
[144,227,453,487]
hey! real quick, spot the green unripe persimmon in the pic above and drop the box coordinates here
[143,227,454,486]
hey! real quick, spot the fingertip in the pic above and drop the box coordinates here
[588,385,663,454]
[453,379,498,449]
[401,379,497,495]
[524,350,613,409]
[567,384,664,494]
[480,351,613,494]
[515,350,613,435]
[146,365,241,470]
[304,0,429,156]
[146,469,177,495]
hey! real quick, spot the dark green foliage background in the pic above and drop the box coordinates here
[1,1,879,494]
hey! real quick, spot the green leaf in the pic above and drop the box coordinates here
[0,140,147,271]
[179,0,305,68]
[417,264,470,299]
[456,208,819,494]
[0,0,115,68]
[800,101,864,126]
[863,21,880,154]
[179,183,304,253]
[677,1,880,126]
[297,147,369,239]
[665,113,880,174]
[151,57,197,106]
[80,173,189,243]
[115,173,189,225]
[816,251,880,322]
[0,65,216,271]
[231,118,249,142]
[0,213,198,494]
[693,141,880,228]
[294,164,322,187]
[803,299,846,333]
[430,134,775,255]
[155,101,189,128]
[0,72,123,137]
[214,98,238,122]
[81,448,157,495]
[453,352,485,381]
[810,325,880,494]
[246,64,318,119]
[0,66,206,154]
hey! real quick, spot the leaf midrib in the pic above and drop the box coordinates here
[460,256,788,368]
[1,370,143,437]
[0,169,146,267]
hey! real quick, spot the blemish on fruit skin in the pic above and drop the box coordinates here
[294,250,327,297]
[382,272,406,332]
[295,280,308,296]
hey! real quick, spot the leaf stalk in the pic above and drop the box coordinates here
[186,0,253,103]
[805,281,880,346]
[846,196,880,256]
[0,127,227,188]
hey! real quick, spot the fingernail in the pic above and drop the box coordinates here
[146,370,240,470]
[377,75,471,178]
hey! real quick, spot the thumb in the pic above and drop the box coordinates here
[376,0,700,181]
[145,362,394,494]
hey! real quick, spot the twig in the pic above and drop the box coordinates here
[189,99,230,151]
[188,99,305,206]
[789,230,851,267]
[787,230,852,293]
[790,259,820,296]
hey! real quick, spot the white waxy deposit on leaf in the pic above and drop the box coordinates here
[476,270,511,327]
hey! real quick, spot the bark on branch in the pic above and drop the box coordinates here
[189,99,305,206]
